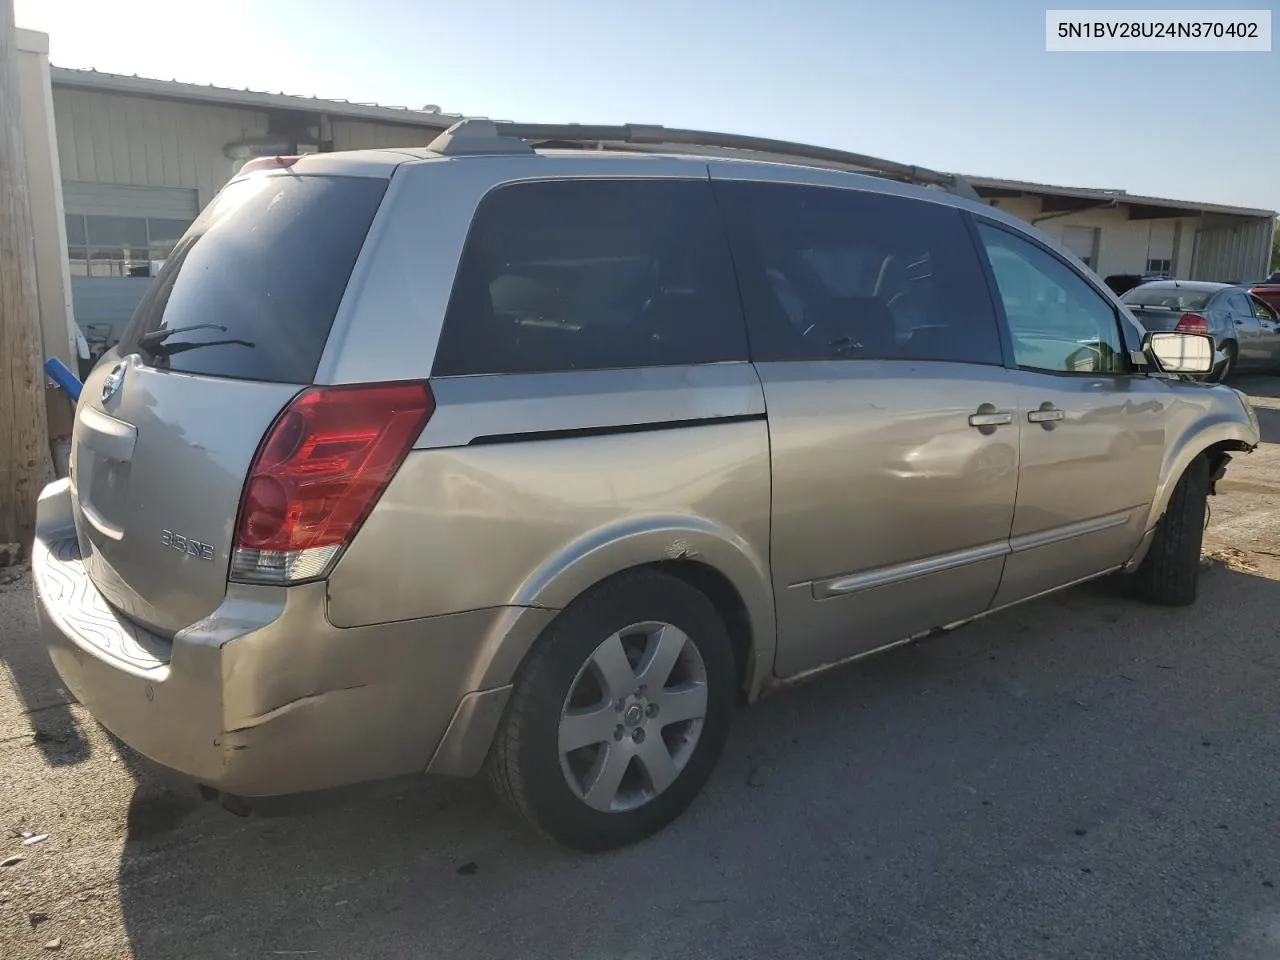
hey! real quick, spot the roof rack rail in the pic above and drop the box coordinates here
[426,118,981,201]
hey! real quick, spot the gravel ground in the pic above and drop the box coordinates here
[3,377,1280,960]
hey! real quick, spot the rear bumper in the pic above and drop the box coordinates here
[32,479,555,796]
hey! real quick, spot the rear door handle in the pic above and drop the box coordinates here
[1027,408,1066,423]
[968,411,1013,427]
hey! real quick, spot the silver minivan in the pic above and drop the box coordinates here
[33,120,1258,850]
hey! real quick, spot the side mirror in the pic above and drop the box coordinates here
[1144,331,1215,375]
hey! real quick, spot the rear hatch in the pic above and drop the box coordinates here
[70,170,389,636]
[1123,305,1182,332]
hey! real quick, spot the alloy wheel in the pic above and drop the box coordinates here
[557,621,708,812]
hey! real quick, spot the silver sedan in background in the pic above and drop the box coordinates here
[1122,280,1280,381]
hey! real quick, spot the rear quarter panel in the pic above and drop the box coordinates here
[320,155,780,693]
[326,365,775,693]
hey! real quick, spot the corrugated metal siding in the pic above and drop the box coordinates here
[331,120,430,151]
[1175,220,1198,276]
[1191,218,1275,282]
[52,88,268,209]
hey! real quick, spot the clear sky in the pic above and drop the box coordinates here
[15,0,1280,214]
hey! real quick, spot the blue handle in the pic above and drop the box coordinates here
[44,357,82,402]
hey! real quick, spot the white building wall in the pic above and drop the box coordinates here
[52,88,269,209]
[1092,212,1150,277]
[987,197,1040,223]
[1089,213,1203,278]
[991,196,1208,280]
[331,119,432,151]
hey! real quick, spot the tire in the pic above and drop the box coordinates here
[487,569,736,851]
[1128,455,1210,606]
[1208,341,1236,383]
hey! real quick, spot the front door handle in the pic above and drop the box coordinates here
[968,411,1013,427]
[1028,407,1066,424]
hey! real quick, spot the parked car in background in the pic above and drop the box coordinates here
[32,121,1258,851]
[1104,273,1171,297]
[1248,281,1280,314]
[1121,280,1280,381]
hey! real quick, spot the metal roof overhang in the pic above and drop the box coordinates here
[49,66,461,132]
[968,175,1275,221]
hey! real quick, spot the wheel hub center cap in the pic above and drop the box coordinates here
[623,703,644,726]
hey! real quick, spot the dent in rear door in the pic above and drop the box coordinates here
[710,172,1020,678]
[761,361,1020,676]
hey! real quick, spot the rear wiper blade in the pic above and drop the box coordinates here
[151,338,256,357]
[137,323,227,349]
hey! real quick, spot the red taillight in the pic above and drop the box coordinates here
[230,382,434,584]
[1175,313,1209,334]
[238,155,301,175]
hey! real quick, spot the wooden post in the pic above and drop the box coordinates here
[0,0,53,560]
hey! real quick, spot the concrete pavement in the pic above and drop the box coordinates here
[3,377,1280,960]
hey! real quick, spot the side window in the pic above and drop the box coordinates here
[976,223,1126,375]
[713,180,1003,365]
[1227,292,1254,318]
[431,179,746,377]
[1251,295,1279,322]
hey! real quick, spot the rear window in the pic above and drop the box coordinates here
[118,174,387,383]
[1120,285,1215,311]
[431,179,747,377]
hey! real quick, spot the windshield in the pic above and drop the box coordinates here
[1121,285,1215,311]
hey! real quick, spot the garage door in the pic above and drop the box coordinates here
[1146,222,1177,275]
[64,182,199,351]
[1061,226,1100,270]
